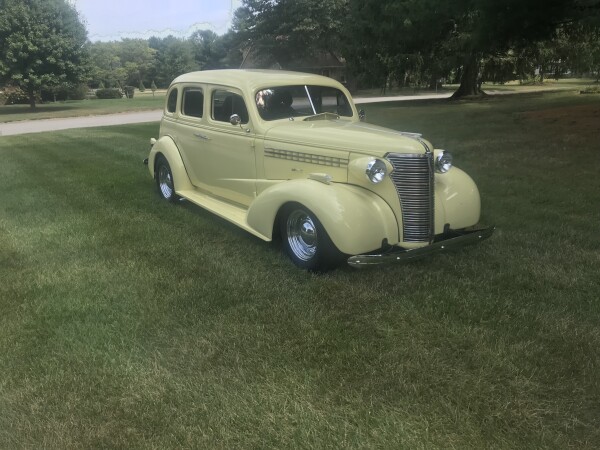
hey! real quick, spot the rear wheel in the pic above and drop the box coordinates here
[155,155,178,202]
[280,203,343,271]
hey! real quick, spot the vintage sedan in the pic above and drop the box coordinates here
[146,69,493,270]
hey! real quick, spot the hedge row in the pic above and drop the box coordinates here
[95,88,123,99]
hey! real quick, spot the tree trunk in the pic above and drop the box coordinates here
[28,89,37,109]
[451,53,482,99]
[428,74,438,90]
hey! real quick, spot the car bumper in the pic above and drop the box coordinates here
[347,225,495,268]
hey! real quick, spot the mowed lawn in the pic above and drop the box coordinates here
[1,92,599,448]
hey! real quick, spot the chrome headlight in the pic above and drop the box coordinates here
[366,159,387,184]
[435,151,453,173]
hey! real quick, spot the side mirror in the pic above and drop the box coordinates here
[358,109,366,122]
[230,114,242,126]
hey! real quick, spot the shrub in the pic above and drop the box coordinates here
[139,81,146,92]
[96,88,123,99]
[3,86,39,105]
[41,84,88,102]
[98,81,105,89]
[123,86,135,99]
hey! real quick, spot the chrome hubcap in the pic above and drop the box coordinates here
[286,210,317,261]
[158,165,173,199]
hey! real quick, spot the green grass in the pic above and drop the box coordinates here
[480,78,597,93]
[1,92,599,448]
[0,91,165,123]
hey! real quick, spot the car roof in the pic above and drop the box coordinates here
[170,69,345,93]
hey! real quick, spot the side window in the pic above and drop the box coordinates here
[182,87,204,118]
[166,88,178,113]
[212,90,249,124]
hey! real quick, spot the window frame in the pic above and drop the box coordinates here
[166,87,178,115]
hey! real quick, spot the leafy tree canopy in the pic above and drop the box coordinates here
[0,0,89,108]
[89,39,156,89]
[233,0,348,66]
[344,0,600,97]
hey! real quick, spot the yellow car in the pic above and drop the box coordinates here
[146,69,493,270]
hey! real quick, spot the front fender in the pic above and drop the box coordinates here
[434,167,481,233]
[247,180,399,255]
[148,136,193,192]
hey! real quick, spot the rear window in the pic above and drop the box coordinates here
[166,88,178,113]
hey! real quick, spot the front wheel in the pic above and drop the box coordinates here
[155,155,178,202]
[280,203,343,271]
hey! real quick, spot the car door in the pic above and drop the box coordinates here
[173,85,208,187]
[197,88,257,206]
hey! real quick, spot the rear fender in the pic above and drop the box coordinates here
[148,136,193,192]
[247,180,399,255]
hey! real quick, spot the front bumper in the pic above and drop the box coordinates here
[347,225,495,268]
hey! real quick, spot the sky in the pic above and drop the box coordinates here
[70,0,242,42]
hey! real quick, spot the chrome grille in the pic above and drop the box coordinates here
[386,153,434,243]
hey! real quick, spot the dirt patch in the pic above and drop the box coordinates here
[521,104,600,135]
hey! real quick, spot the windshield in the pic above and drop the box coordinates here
[255,85,353,121]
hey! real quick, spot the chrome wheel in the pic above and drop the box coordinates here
[157,161,174,200]
[280,203,343,271]
[286,209,318,261]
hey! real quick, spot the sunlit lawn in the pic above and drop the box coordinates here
[354,77,598,98]
[0,92,599,448]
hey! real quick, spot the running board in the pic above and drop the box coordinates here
[177,189,271,242]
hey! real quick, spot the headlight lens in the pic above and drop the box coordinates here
[366,159,387,183]
[435,151,453,173]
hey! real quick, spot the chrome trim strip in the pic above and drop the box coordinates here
[265,147,349,167]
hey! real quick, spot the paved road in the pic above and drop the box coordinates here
[0,110,163,137]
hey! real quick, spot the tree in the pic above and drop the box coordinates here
[148,36,198,87]
[118,39,157,86]
[342,0,461,92]
[89,42,125,88]
[344,0,595,97]
[232,0,348,67]
[214,30,245,69]
[190,30,221,70]
[449,0,576,97]
[89,39,156,89]
[0,0,89,108]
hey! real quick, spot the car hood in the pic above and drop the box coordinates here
[263,119,433,157]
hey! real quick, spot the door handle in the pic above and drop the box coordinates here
[194,133,210,140]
